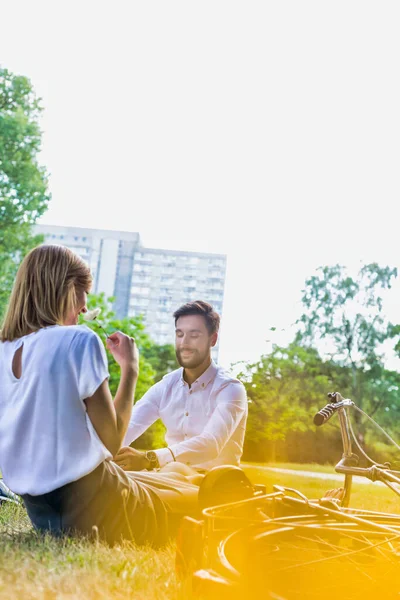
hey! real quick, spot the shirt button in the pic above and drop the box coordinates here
[185,412,189,416]
[189,390,192,395]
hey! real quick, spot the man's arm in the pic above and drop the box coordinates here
[155,382,247,467]
[121,380,163,446]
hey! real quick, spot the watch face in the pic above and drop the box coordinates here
[146,451,160,470]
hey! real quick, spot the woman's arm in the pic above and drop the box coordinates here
[84,332,139,456]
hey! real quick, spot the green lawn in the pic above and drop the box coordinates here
[0,502,178,600]
[243,461,339,473]
[242,464,400,514]
[1,464,400,599]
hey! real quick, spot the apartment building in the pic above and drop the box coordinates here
[130,247,226,348]
[35,224,226,360]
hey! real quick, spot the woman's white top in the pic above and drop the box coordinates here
[0,325,111,495]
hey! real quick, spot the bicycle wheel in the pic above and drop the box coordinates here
[219,517,400,599]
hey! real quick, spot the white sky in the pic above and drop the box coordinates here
[1,1,400,370]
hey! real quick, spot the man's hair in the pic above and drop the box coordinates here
[173,300,220,335]
[1,245,92,342]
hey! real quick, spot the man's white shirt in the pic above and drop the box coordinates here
[123,361,248,470]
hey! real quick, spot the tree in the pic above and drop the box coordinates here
[237,263,400,464]
[238,343,344,463]
[82,293,155,399]
[82,293,173,449]
[296,263,399,417]
[239,341,400,464]
[142,343,179,382]
[0,67,50,318]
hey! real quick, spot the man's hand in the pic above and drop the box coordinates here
[113,446,150,471]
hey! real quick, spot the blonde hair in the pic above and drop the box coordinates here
[1,245,92,342]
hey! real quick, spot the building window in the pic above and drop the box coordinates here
[131,296,148,307]
[210,258,224,268]
[158,298,172,309]
[131,286,150,296]
[155,310,169,319]
[133,264,150,273]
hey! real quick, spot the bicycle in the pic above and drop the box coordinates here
[176,392,400,599]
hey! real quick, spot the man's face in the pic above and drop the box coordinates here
[175,314,217,369]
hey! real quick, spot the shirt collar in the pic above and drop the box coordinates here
[179,360,218,390]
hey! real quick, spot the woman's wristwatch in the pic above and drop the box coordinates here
[145,450,160,470]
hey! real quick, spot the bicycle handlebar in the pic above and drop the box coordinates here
[312,393,400,507]
[313,403,339,426]
[314,397,354,426]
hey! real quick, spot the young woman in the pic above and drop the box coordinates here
[0,245,198,546]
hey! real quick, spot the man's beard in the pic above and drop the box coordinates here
[176,348,208,369]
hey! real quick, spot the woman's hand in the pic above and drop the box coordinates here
[113,446,150,471]
[106,332,139,373]
[85,334,139,456]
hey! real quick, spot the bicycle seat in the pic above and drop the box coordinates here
[198,465,255,511]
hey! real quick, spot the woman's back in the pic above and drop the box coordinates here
[0,325,110,495]
[0,244,195,547]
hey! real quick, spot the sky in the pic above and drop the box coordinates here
[1,1,400,370]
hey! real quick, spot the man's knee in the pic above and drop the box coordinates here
[187,474,204,486]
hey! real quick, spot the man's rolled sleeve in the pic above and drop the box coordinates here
[155,447,175,468]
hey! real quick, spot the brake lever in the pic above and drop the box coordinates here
[272,485,309,503]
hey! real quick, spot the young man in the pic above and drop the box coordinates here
[113,300,248,473]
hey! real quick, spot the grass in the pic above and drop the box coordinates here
[242,465,400,513]
[2,463,400,598]
[243,461,339,473]
[0,503,178,600]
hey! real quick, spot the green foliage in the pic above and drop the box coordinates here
[240,263,400,464]
[80,293,172,449]
[297,263,398,367]
[241,345,324,442]
[141,343,179,383]
[139,342,177,448]
[239,344,343,462]
[295,263,399,414]
[0,66,50,319]
[81,293,156,400]
[240,342,400,464]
